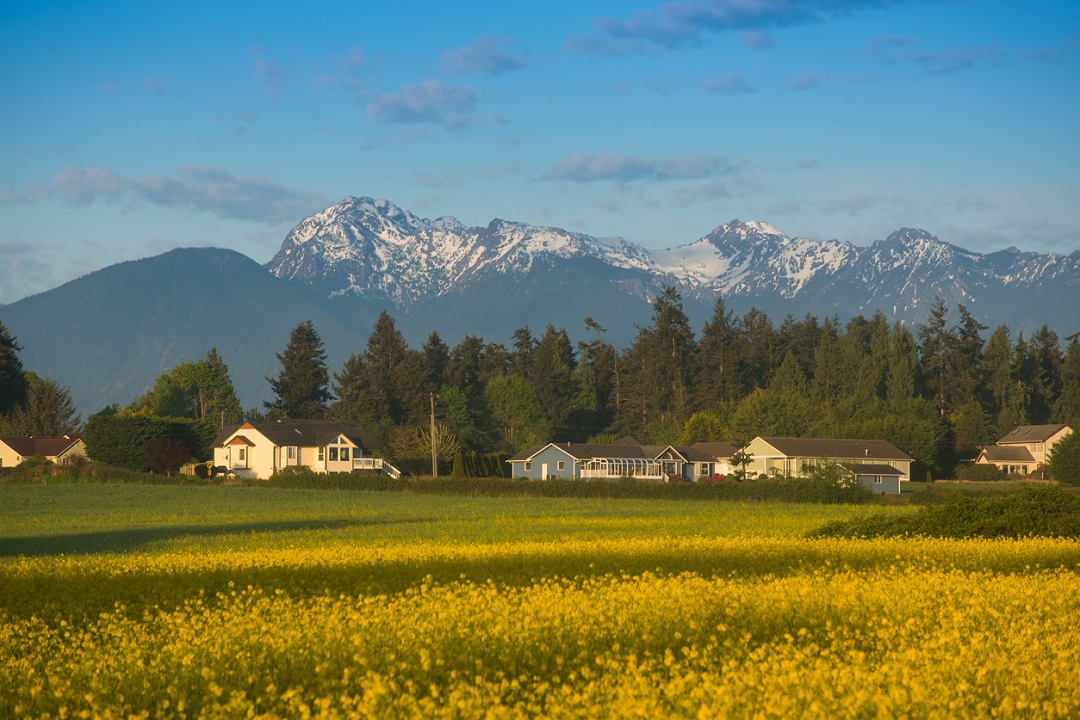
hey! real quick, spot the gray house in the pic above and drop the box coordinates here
[507,440,729,481]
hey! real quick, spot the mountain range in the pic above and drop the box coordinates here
[3,195,1078,415]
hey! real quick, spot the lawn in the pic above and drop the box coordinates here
[2,483,1079,718]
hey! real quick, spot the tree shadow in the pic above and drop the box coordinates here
[0,517,435,557]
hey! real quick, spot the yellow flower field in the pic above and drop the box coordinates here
[2,485,1079,718]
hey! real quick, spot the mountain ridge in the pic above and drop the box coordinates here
[268,197,1080,336]
[2,196,1078,416]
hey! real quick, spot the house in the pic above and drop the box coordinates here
[974,424,1073,476]
[507,439,734,481]
[0,435,86,469]
[838,463,906,495]
[741,436,914,489]
[212,419,400,479]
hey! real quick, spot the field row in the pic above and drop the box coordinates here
[4,560,1080,718]
[3,485,1080,718]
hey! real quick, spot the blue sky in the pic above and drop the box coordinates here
[2,0,1078,304]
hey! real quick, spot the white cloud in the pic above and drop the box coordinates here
[544,152,739,183]
[53,165,332,224]
[365,79,478,125]
[701,73,755,94]
[440,34,529,76]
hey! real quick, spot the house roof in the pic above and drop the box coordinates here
[754,436,913,461]
[996,424,1071,444]
[214,420,381,450]
[0,435,82,458]
[508,442,718,463]
[690,441,738,460]
[839,463,907,477]
[978,445,1036,463]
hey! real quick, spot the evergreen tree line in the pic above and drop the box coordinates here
[258,291,1080,479]
[4,287,1077,480]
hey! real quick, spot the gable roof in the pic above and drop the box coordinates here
[978,445,1036,463]
[839,463,907,477]
[214,420,381,450]
[996,424,1071,444]
[509,442,717,463]
[0,435,83,458]
[753,436,913,461]
[690,441,738,460]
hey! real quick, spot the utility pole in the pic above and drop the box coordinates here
[430,392,438,479]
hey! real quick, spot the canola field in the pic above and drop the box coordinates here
[2,484,1080,719]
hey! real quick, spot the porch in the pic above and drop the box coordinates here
[579,458,682,481]
[353,457,402,479]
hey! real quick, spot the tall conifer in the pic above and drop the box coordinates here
[265,320,332,419]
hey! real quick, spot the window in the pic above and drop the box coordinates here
[329,447,338,461]
[341,447,350,462]
[524,462,532,471]
[318,447,324,462]
[874,476,883,484]
[238,448,246,462]
[288,446,296,460]
[557,461,565,471]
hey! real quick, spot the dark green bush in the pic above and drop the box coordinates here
[84,414,216,471]
[809,486,1080,539]
[1049,431,1080,486]
[954,463,1006,481]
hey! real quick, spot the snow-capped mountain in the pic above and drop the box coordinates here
[268,197,658,306]
[267,197,1080,341]
[4,196,1076,415]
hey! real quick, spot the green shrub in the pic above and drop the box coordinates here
[954,463,1006,482]
[809,486,1080,539]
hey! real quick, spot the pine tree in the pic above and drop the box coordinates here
[1052,340,1080,427]
[617,287,695,440]
[983,325,1017,427]
[695,295,741,408]
[581,317,620,416]
[0,321,28,416]
[885,324,920,410]
[1028,325,1063,424]
[916,297,956,415]
[530,326,576,437]
[330,353,371,425]
[951,305,986,409]
[446,335,485,402]
[421,331,450,387]
[738,308,776,390]
[265,321,332,419]
[511,327,537,377]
